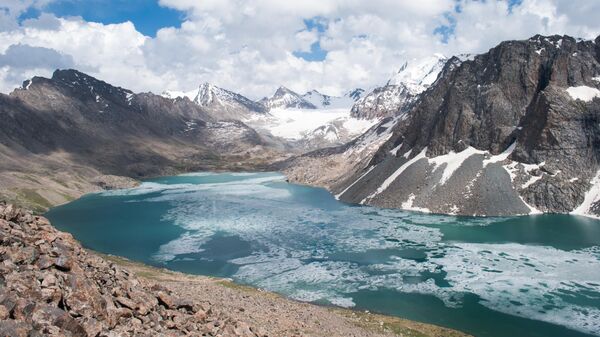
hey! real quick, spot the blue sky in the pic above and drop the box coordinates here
[18,0,527,62]
[1,0,599,97]
[25,0,333,61]
[20,0,185,37]
[293,18,328,62]
[17,0,528,62]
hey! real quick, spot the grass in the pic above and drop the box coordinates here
[19,174,41,185]
[50,177,71,188]
[333,308,470,337]
[95,252,188,282]
[11,188,52,213]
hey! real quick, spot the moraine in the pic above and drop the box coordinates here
[46,172,600,337]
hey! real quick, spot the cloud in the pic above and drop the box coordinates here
[0,42,74,92]
[0,43,73,69]
[0,0,598,98]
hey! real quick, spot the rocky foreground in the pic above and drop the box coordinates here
[0,202,470,337]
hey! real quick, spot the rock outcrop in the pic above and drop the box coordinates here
[0,202,263,336]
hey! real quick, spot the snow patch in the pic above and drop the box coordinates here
[483,142,516,166]
[430,147,485,185]
[401,193,431,213]
[521,175,542,189]
[247,108,375,141]
[389,143,403,156]
[519,195,543,215]
[503,162,519,182]
[571,170,600,219]
[566,86,600,102]
[361,148,428,204]
[335,165,377,199]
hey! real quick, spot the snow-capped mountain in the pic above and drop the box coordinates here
[244,106,376,151]
[165,83,372,150]
[259,86,317,110]
[286,34,600,219]
[387,54,447,93]
[301,88,364,109]
[163,83,267,120]
[351,54,447,119]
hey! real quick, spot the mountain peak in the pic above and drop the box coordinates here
[195,82,221,106]
[187,82,268,118]
[51,68,88,81]
[262,86,317,110]
[50,69,132,96]
[351,54,447,120]
[387,54,447,93]
[274,86,296,97]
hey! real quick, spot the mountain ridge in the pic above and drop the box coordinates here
[350,54,447,120]
[0,69,284,211]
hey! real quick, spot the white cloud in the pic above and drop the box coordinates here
[0,0,598,98]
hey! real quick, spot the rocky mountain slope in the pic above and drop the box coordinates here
[350,55,447,120]
[284,34,600,219]
[0,70,284,211]
[163,82,267,120]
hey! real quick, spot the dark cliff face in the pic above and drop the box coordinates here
[0,69,270,178]
[332,34,600,217]
[393,35,600,157]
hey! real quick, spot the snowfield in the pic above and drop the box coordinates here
[245,108,376,141]
[566,86,600,102]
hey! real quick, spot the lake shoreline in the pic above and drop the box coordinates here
[43,172,600,337]
[95,249,472,337]
[34,171,475,337]
[1,202,471,337]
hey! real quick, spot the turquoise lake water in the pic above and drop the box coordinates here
[45,172,600,337]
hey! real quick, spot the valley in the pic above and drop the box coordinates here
[1,32,600,337]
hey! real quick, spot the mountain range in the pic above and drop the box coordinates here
[0,70,286,211]
[163,83,267,120]
[1,33,599,219]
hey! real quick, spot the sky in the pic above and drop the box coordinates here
[0,0,599,99]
